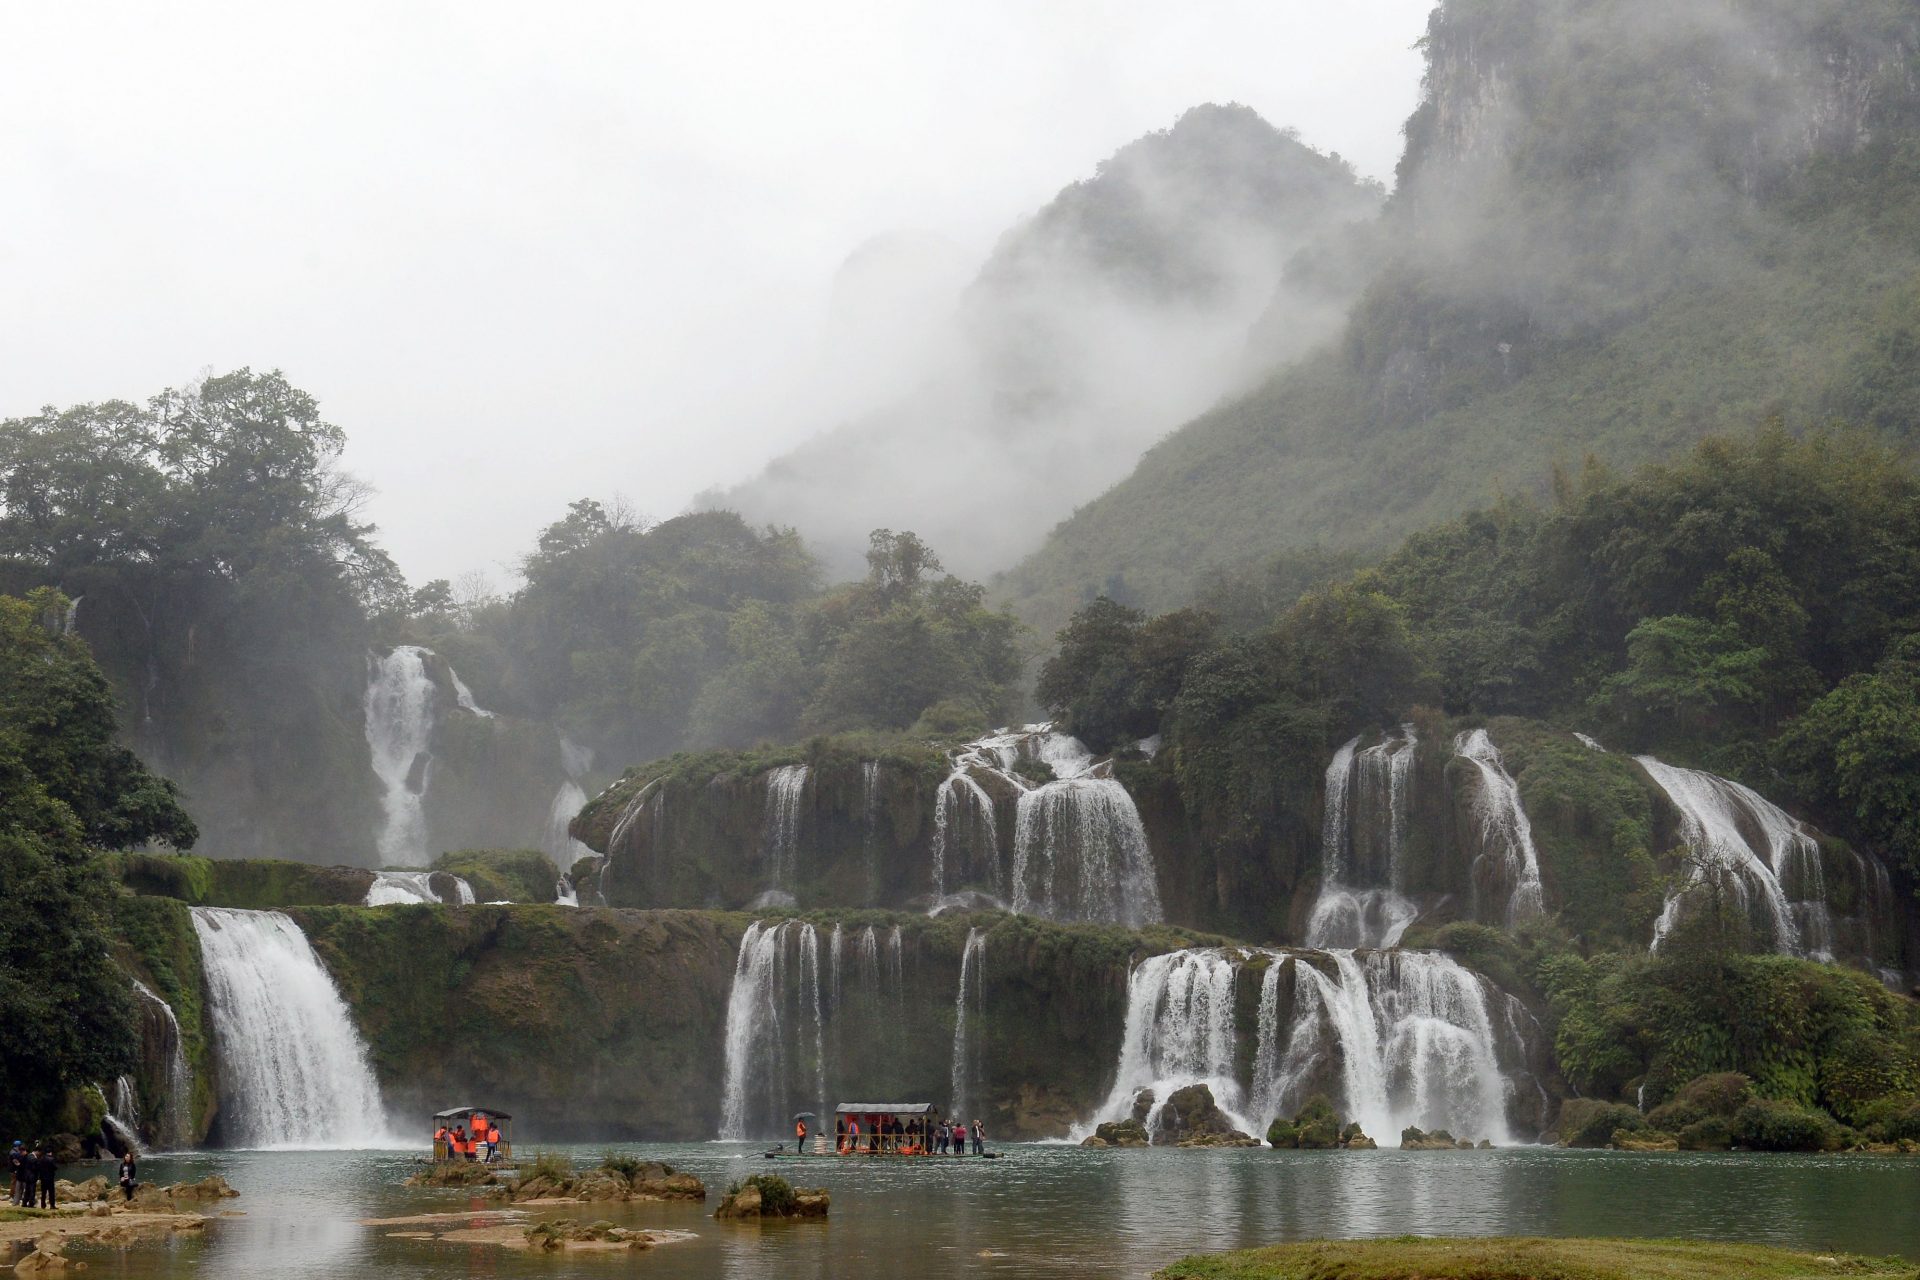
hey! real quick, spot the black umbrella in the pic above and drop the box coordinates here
[792,1112,818,1121]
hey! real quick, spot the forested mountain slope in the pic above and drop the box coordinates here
[1000,0,1920,632]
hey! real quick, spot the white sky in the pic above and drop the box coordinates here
[0,0,1434,589]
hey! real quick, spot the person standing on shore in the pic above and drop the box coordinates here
[8,1141,25,1205]
[972,1120,985,1155]
[119,1150,138,1201]
[34,1146,55,1209]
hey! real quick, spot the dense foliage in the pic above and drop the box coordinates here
[1040,429,1920,880]
[0,369,398,858]
[428,523,1023,763]
[0,589,196,1138]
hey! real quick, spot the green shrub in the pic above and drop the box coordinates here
[1265,1119,1299,1149]
[1851,1095,1920,1143]
[1673,1073,1753,1116]
[729,1174,796,1215]
[599,1151,643,1180]
[1730,1098,1840,1152]
[1676,1117,1734,1151]
[1296,1116,1341,1149]
[527,1151,574,1182]
[1556,1099,1644,1148]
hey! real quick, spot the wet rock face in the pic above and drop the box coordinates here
[1084,1118,1150,1148]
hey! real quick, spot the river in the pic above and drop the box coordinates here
[32,1143,1920,1278]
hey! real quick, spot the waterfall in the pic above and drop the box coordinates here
[1574,732,1605,751]
[554,879,579,908]
[364,871,471,905]
[760,766,810,891]
[190,908,393,1149]
[829,923,844,1012]
[719,920,827,1140]
[1306,732,1420,948]
[1638,757,1818,956]
[931,769,1001,901]
[1010,778,1162,926]
[926,726,1162,925]
[1074,950,1252,1141]
[131,979,191,1148]
[544,735,596,869]
[950,928,986,1120]
[862,761,881,899]
[1263,950,1514,1147]
[448,668,494,718]
[105,1075,144,1155]
[1075,947,1526,1147]
[363,646,438,866]
[887,925,904,1015]
[61,595,83,635]
[542,781,593,869]
[1454,729,1546,926]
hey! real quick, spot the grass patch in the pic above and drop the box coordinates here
[1154,1237,1916,1279]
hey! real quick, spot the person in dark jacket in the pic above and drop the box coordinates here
[971,1120,985,1155]
[7,1141,25,1206]
[34,1146,56,1209]
[119,1150,138,1201]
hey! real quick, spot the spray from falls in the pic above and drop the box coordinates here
[363,646,438,867]
[190,908,393,1149]
[950,928,986,1121]
[1306,731,1420,948]
[1453,729,1546,927]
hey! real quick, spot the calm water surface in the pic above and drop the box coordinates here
[36,1143,1920,1278]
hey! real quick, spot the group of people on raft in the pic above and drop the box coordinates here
[434,1113,502,1163]
[818,1114,986,1155]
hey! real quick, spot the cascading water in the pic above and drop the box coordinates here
[105,1075,144,1155]
[1010,778,1162,926]
[131,979,191,1148]
[1639,757,1818,956]
[363,646,438,867]
[190,908,393,1149]
[364,871,472,906]
[1454,729,1546,927]
[719,920,828,1140]
[760,766,810,892]
[1306,731,1420,948]
[1075,949,1252,1141]
[1076,947,1527,1147]
[1261,950,1514,1147]
[950,928,986,1120]
[931,769,1001,902]
[448,668,494,718]
[929,725,1162,925]
[543,735,596,869]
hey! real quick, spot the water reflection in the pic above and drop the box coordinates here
[61,1144,1920,1280]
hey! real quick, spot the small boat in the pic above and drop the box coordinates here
[760,1103,1002,1159]
[431,1105,516,1165]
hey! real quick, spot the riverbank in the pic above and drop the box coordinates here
[1154,1238,1918,1279]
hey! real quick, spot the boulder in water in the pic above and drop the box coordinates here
[13,1235,72,1274]
[714,1174,826,1219]
[1400,1126,1474,1150]
[1151,1084,1258,1148]
[167,1176,238,1200]
[1269,1095,1369,1150]
[55,1177,108,1202]
[1612,1129,1679,1152]
[1087,1119,1149,1148]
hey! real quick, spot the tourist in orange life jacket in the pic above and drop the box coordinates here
[434,1123,450,1160]
[794,1116,807,1155]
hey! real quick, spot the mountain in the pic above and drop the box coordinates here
[999,0,1920,634]
[719,103,1383,580]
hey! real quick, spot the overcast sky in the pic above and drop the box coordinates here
[2,1,1434,589]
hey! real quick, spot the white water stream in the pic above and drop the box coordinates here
[190,908,394,1149]
[363,646,438,867]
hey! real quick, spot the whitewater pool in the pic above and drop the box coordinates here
[28,1142,1920,1278]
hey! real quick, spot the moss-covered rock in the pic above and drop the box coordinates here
[1555,1100,1644,1148]
[432,850,558,903]
[109,853,374,909]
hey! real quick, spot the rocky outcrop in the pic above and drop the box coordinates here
[1400,1127,1481,1150]
[1268,1098,1374,1151]
[1150,1084,1259,1148]
[714,1175,827,1220]
[1082,1118,1150,1148]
